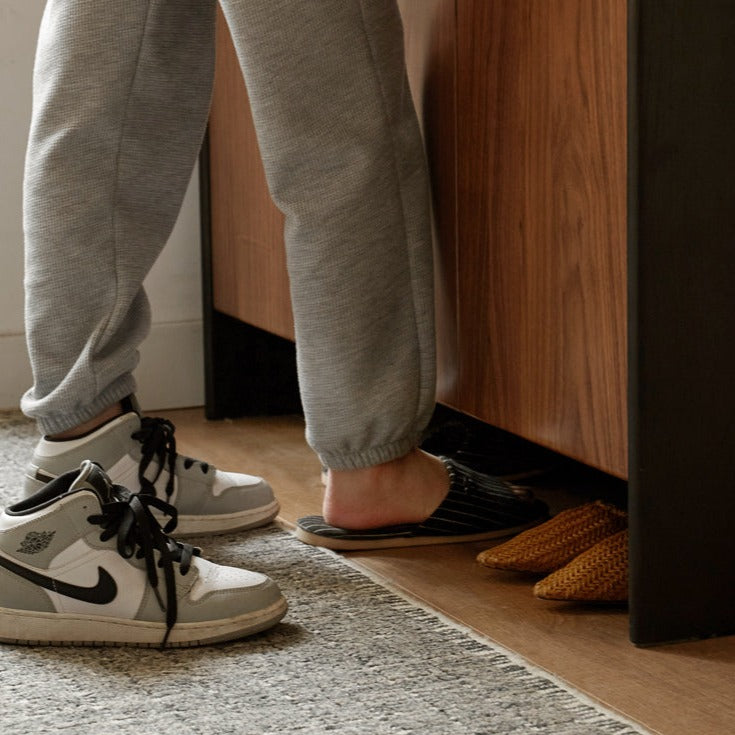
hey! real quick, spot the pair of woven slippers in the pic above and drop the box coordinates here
[296,457,549,551]
[477,501,628,602]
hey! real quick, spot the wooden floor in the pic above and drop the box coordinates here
[164,408,735,735]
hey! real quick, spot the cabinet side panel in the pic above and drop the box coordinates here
[209,10,293,341]
[455,0,627,477]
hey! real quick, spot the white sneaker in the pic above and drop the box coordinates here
[0,461,287,647]
[25,407,279,535]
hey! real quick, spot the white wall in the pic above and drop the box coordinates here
[0,0,204,412]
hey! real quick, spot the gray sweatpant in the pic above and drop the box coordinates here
[22,0,436,470]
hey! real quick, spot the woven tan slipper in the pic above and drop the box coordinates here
[533,529,628,602]
[476,501,627,574]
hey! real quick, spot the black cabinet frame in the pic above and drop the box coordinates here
[628,0,735,644]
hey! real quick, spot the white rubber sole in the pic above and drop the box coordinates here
[174,499,281,536]
[0,597,288,648]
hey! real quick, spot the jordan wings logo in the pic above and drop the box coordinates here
[17,531,56,555]
[0,553,117,605]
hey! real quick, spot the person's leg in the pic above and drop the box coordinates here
[218,0,548,545]
[7,3,287,647]
[22,0,216,436]
[219,0,447,527]
[21,0,278,535]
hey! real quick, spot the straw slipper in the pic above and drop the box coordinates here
[533,529,628,603]
[476,501,627,574]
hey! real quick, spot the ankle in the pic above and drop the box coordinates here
[323,449,450,529]
[48,402,125,441]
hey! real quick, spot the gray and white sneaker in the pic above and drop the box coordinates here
[0,461,287,647]
[24,407,279,536]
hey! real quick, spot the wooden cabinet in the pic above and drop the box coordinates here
[203,1,735,644]
[207,0,627,478]
[399,0,627,478]
[207,12,291,342]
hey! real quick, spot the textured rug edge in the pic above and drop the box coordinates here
[305,537,655,735]
[0,411,653,734]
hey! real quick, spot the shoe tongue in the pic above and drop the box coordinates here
[68,460,119,503]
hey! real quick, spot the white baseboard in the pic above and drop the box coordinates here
[0,321,204,413]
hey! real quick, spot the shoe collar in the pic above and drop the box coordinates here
[7,461,123,516]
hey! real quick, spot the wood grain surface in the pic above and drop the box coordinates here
[208,2,628,476]
[454,0,628,477]
[208,10,293,341]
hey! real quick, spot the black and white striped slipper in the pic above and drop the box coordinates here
[295,458,549,550]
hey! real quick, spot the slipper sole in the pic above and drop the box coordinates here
[294,517,546,551]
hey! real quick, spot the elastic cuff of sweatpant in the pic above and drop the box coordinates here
[27,376,138,436]
[318,434,424,471]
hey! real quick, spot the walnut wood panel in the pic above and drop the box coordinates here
[397,0,459,406]
[455,0,628,477]
[208,10,294,341]
[207,2,627,477]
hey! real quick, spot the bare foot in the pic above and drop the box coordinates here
[323,449,450,529]
[49,402,124,440]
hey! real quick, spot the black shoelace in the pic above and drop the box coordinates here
[87,489,200,647]
[131,417,210,500]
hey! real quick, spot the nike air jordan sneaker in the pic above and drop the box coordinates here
[0,461,287,647]
[24,401,279,535]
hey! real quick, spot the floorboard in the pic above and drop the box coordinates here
[163,408,735,735]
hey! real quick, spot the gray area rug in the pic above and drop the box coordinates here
[0,412,646,735]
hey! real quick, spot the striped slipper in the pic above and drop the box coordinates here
[295,458,549,550]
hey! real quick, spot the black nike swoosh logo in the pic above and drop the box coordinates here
[0,553,118,605]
